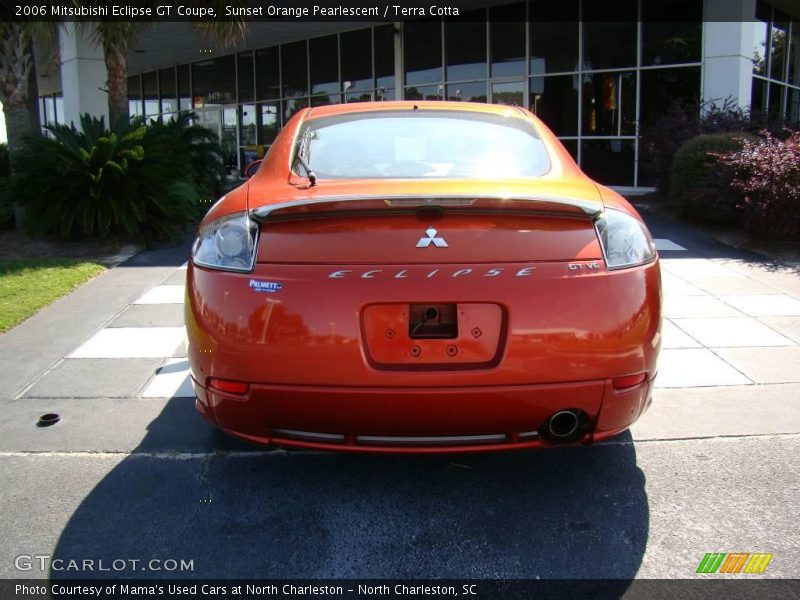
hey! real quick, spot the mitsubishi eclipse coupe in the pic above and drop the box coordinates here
[186,101,662,453]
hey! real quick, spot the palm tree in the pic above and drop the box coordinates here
[79,1,248,124]
[0,21,54,227]
[0,23,41,167]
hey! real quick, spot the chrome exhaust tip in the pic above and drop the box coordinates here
[540,409,585,444]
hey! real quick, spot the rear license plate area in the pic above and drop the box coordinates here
[408,304,457,339]
[362,303,504,367]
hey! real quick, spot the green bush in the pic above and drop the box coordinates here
[669,132,750,223]
[0,143,12,229]
[11,114,217,242]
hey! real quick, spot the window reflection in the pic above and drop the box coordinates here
[341,29,372,92]
[446,11,486,81]
[492,81,524,107]
[582,0,637,70]
[641,0,702,66]
[530,75,579,136]
[142,71,159,118]
[159,68,177,114]
[446,81,487,103]
[256,47,280,101]
[529,0,579,75]
[490,3,526,77]
[770,12,789,81]
[405,19,442,85]
[281,41,308,98]
[310,35,339,97]
[581,139,635,186]
[790,20,800,85]
[259,102,280,144]
[753,1,770,76]
[238,52,254,103]
[582,71,636,136]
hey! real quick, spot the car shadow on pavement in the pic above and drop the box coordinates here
[50,399,648,587]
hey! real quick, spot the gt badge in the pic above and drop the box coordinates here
[416,227,448,248]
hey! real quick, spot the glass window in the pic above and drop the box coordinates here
[282,41,308,98]
[239,104,256,146]
[221,107,238,173]
[374,25,395,89]
[446,81,487,103]
[582,71,636,136]
[560,139,578,163]
[582,0,637,70]
[341,29,373,92]
[530,74,579,136]
[753,1,770,76]
[490,3,526,77]
[283,97,309,123]
[127,75,142,117]
[768,81,785,120]
[310,35,339,97]
[238,52,254,103]
[491,80,524,107]
[142,71,159,118]
[641,0,702,66]
[256,47,280,101]
[786,87,800,124]
[345,91,374,103]
[529,0,578,75]
[192,55,236,107]
[376,87,395,101]
[159,67,177,114]
[771,11,789,81]
[54,95,64,125]
[177,65,190,111]
[446,11,486,81]
[298,111,551,180]
[751,77,767,116]
[405,84,443,101]
[789,20,800,85]
[639,66,700,131]
[580,139,635,186]
[405,19,442,85]
[259,102,280,144]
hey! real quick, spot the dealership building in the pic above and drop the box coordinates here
[37,0,800,188]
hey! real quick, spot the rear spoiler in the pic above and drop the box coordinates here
[250,195,603,221]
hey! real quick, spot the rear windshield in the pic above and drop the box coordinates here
[294,110,551,180]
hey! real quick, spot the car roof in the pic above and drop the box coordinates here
[305,101,532,121]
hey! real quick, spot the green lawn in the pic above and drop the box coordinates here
[0,259,106,333]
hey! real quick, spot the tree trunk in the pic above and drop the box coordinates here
[104,43,129,125]
[0,24,41,230]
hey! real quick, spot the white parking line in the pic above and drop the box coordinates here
[134,285,185,305]
[69,327,185,359]
[142,357,194,398]
[654,238,687,251]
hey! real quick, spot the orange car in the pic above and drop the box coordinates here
[186,101,661,453]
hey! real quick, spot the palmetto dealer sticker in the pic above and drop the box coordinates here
[249,280,283,293]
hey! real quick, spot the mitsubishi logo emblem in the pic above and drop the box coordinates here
[416,227,448,248]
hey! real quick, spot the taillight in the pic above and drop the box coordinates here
[612,373,647,390]
[209,378,250,395]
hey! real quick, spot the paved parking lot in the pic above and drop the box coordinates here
[0,210,798,581]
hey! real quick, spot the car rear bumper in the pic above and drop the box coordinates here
[193,375,655,453]
[186,258,660,452]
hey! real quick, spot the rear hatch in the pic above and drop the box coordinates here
[255,212,603,264]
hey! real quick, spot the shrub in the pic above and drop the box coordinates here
[149,112,225,201]
[640,97,792,194]
[12,114,203,241]
[669,132,750,223]
[717,130,800,239]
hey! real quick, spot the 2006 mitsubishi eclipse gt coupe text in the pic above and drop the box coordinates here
[186,101,662,453]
